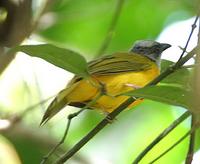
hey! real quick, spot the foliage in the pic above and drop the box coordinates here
[13,44,89,77]
[0,0,199,164]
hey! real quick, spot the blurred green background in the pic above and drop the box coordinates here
[0,0,200,163]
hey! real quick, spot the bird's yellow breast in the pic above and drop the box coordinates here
[66,62,159,113]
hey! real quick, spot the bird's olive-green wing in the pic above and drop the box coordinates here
[67,52,153,84]
[88,52,152,75]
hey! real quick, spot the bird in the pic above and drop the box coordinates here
[40,40,171,125]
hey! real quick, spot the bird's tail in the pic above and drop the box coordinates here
[40,88,71,126]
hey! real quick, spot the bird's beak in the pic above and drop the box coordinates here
[160,43,171,51]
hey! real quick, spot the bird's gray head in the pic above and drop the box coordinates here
[130,40,171,65]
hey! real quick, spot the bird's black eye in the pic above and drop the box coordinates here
[134,46,141,50]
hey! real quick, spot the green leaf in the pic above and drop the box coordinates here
[13,44,89,77]
[160,59,174,72]
[160,59,192,88]
[123,85,191,109]
[161,68,192,87]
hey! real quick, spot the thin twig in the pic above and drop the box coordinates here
[132,111,191,164]
[149,126,197,164]
[177,16,199,61]
[42,91,104,163]
[185,115,196,164]
[95,0,125,57]
[21,96,55,117]
[9,95,55,125]
[55,47,197,163]
[41,109,85,164]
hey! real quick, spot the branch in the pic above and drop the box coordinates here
[185,115,196,164]
[41,91,104,163]
[95,0,125,57]
[55,46,197,163]
[0,0,54,75]
[132,111,191,164]
[177,16,199,61]
[40,109,85,164]
[0,0,33,74]
[149,125,197,164]
[55,97,135,164]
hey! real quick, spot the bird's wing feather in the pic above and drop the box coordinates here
[40,82,79,125]
[88,52,152,75]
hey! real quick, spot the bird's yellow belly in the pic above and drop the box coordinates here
[67,65,159,113]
